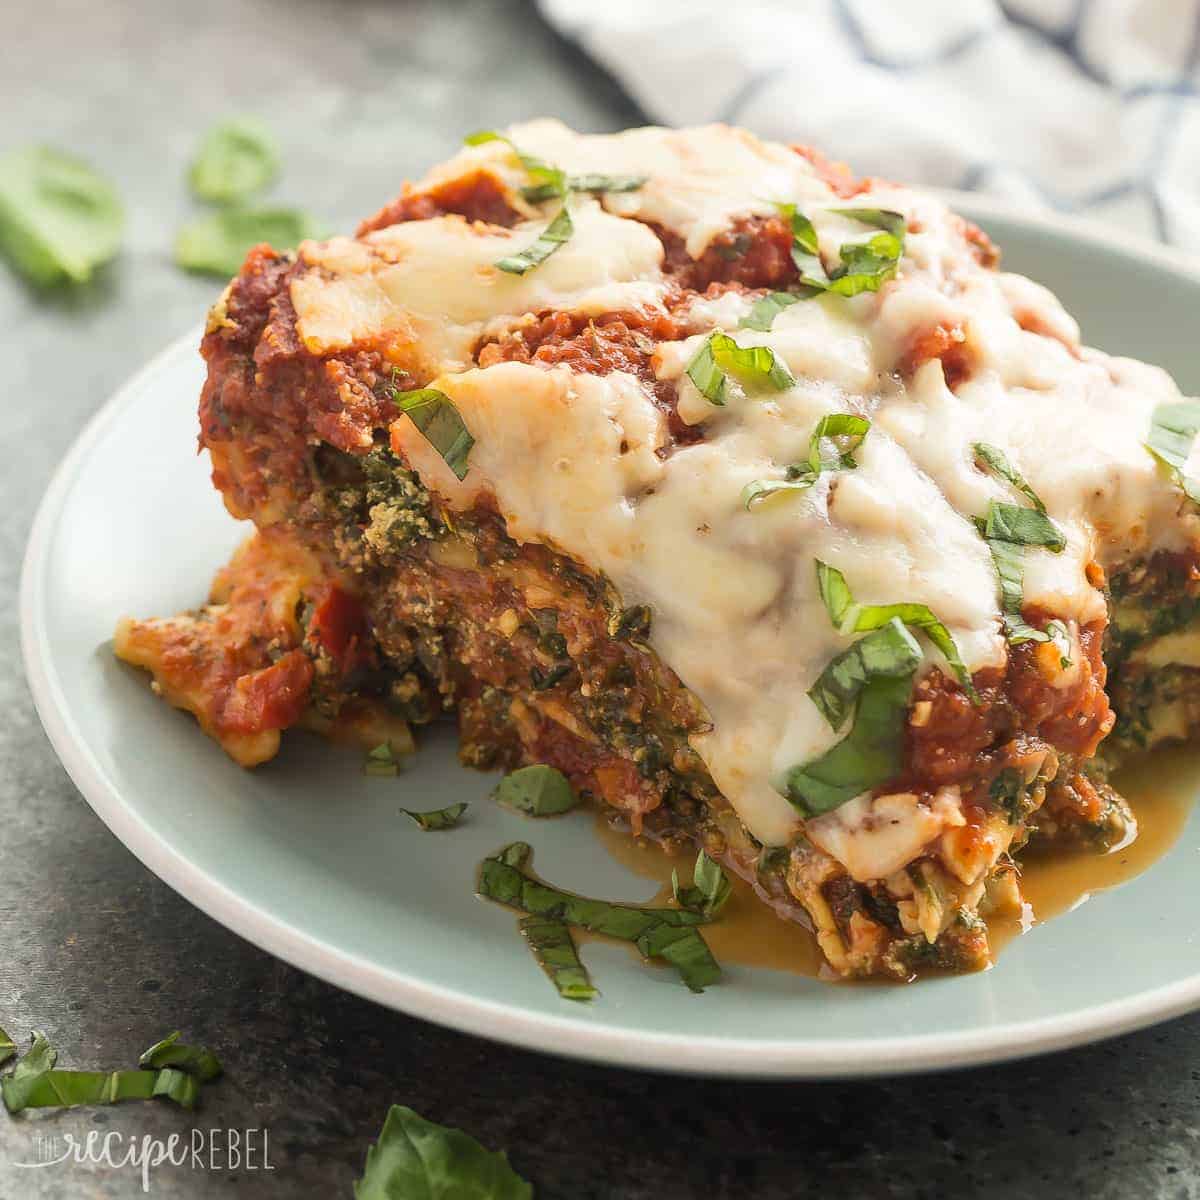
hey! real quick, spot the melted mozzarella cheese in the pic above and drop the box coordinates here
[437,119,831,258]
[293,199,666,374]
[303,120,1200,862]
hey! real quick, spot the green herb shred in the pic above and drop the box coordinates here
[672,850,733,918]
[495,203,573,274]
[685,330,795,406]
[742,412,869,509]
[393,387,476,480]
[973,445,1067,645]
[813,560,977,700]
[478,843,721,993]
[520,916,597,1000]
[493,765,579,816]
[1145,400,1200,505]
[401,803,469,831]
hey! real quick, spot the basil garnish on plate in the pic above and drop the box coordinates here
[0,146,123,286]
[393,387,476,480]
[355,1104,533,1200]
[672,850,732,918]
[479,842,721,993]
[520,916,597,1000]
[189,117,280,204]
[685,330,795,406]
[973,442,1066,645]
[402,802,469,831]
[742,413,869,509]
[1145,400,1200,505]
[494,764,580,816]
[0,1025,14,1067]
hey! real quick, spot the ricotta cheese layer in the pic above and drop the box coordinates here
[296,120,1200,851]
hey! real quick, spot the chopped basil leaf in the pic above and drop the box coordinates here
[776,202,829,289]
[672,849,732,918]
[814,560,977,700]
[807,616,922,731]
[686,330,795,406]
[189,117,279,204]
[478,843,720,992]
[981,502,1065,551]
[493,764,579,816]
[0,1026,13,1067]
[1,1033,198,1113]
[520,916,597,1000]
[634,924,721,993]
[401,802,468,831]
[138,1032,222,1082]
[0,146,123,286]
[1046,619,1073,669]
[742,413,869,509]
[393,387,476,480]
[355,1104,533,1200]
[565,172,646,195]
[976,502,1065,645]
[365,742,401,777]
[685,334,728,405]
[464,129,566,201]
[496,202,573,274]
[973,442,1046,512]
[175,207,324,278]
[829,207,907,238]
[739,291,803,332]
[827,231,904,296]
[785,672,914,817]
[1145,400,1200,505]
[774,202,905,297]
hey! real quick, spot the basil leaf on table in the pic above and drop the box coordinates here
[175,207,324,278]
[493,765,579,816]
[1,1033,198,1113]
[0,1025,14,1067]
[742,413,869,509]
[138,1031,223,1081]
[189,117,280,204]
[0,146,123,286]
[355,1104,533,1200]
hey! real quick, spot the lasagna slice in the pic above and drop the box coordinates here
[116,121,1200,980]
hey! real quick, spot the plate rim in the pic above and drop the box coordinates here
[20,197,1200,1079]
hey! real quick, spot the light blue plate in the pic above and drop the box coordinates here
[20,197,1200,1077]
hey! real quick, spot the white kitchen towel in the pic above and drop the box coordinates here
[537,0,1200,244]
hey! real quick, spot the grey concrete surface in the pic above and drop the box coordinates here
[1,0,1198,1195]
